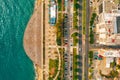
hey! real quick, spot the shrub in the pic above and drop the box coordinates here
[89,51,93,59]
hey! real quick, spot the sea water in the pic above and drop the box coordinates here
[0,0,35,80]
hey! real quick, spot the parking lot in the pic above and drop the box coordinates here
[63,0,73,80]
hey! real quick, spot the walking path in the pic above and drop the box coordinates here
[53,45,61,80]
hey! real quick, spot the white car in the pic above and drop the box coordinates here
[79,48,82,52]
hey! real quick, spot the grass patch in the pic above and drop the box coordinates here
[73,12,78,29]
[56,13,63,46]
[73,48,78,80]
[82,0,86,34]
[71,32,79,37]
[57,48,65,80]
[89,13,96,44]
[71,32,79,46]
[57,0,62,11]
[73,37,79,46]
[73,0,79,30]
[49,59,59,79]
[89,28,94,44]
[89,51,93,59]
[90,13,96,26]
[88,51,93,66]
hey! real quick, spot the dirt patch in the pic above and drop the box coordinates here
[50,68,55,75]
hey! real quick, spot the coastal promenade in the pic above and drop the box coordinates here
[24,0,61,80]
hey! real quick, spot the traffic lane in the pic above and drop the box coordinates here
[83,0,90,79]
[78,3,83,80]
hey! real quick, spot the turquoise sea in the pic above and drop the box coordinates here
[0,0,35,80]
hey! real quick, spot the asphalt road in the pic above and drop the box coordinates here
[78,0,83,80]
[83,0,90,80]
[90,44,120,49]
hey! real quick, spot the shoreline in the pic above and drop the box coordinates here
[34,64,43,80]
[34,64,40,80]
[34,64,38,80]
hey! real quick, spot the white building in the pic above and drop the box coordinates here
[49,0,56,25]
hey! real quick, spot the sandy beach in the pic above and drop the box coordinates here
[23,0,43,80]
[34,64,43,80]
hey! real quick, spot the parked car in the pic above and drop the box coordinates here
[79,48,82,52]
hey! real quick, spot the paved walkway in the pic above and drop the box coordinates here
[53,45,61,80]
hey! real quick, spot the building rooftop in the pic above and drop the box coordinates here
[98,0,119,13]
[98,49,120,58]
[104,0,118,13]
[96,0,120,45]
[49,0,56,25]
[50,5,56,18]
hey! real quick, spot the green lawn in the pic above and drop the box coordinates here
[56,13,63,46]
[57,0,62,11]
[88,51,93,66]
[73,12,78,29]
[89,13,96,44]
[73,48,78,80]
[90,13,96,26]
[71,32,79,46]
[49,59,59,79]
[57,48,65,80]
[71,32,79,37]
[73,0,79,30]
[89,51,93,59]
[89,28,94,44]
[73,37,79,46]
[82,0,86,34]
